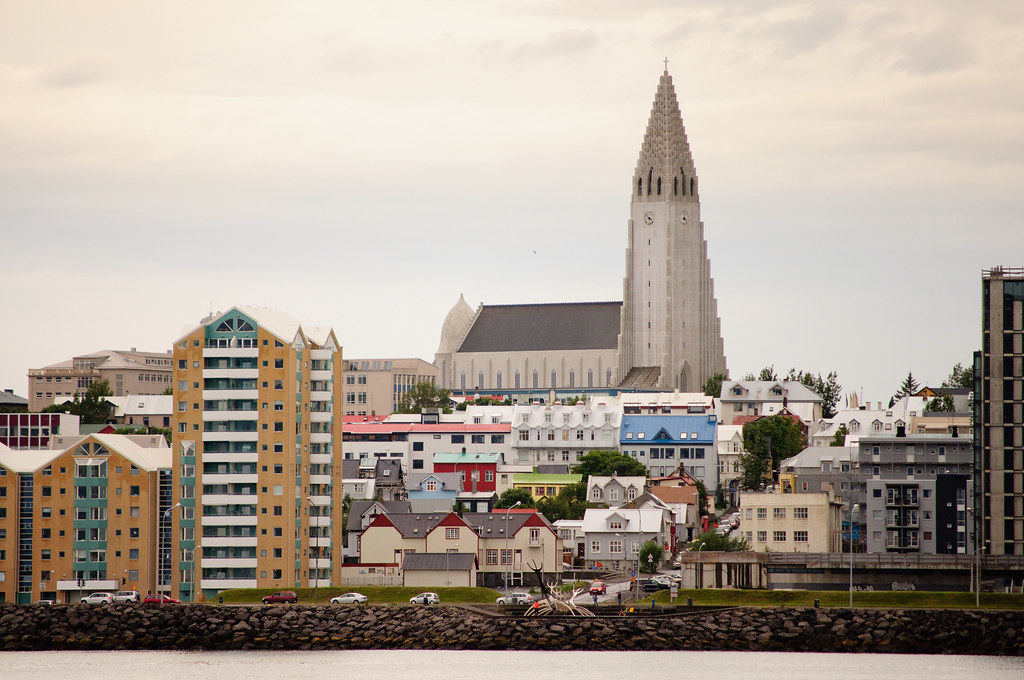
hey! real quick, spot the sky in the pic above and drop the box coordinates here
[2,0,1023,404]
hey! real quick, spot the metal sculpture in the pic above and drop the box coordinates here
[522,560,594,617]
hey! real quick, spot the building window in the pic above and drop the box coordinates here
[451,435,464,444]
[609,540,622,554]
[757,508,767,519]
[794,531,808,543]
[446,527,459,539]
[773,531,786,542]
[773,508,786,519]
[794,507,808,519]
[486,549,498,565]
[590,540,600,554]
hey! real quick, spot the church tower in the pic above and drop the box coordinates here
[617,68,727,392]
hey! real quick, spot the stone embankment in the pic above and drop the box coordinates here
[1,603,1022,655]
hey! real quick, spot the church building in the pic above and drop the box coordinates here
[435,68,727,398]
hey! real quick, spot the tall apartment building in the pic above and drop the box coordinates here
[342,358,438,417]
[171,306,343,600]
[27,349,174,411]
[976,266,1024,555]
[0,434,172,604]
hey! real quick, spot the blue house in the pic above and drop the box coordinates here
[620,414,719,492]
[406,471,462,513]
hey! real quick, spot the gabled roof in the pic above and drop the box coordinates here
[407,472,462,491]
[513,472,582,484]
[458,302,622,352]
[620,414,717,443]
[720,380,823,403]
[402,552,477,571]
[433,452,502,465]
[649,485,698,506]
[346,500,412,532]
[581,507,665,533]
[588,475,646,490]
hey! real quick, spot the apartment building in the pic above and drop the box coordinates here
[0,434,172,604]
[171,306,343,599]
[511,399,621,467]
[976,266,1024,555]
[738,491,841,553]
[0,412,79,450]
[27,349,174,411]
[619,413,719,491]
[342,358,438,417]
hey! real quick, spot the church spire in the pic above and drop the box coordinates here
[633,69,697,203]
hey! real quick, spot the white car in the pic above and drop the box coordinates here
[330,592,368,604]
[80,592,113,605]
[112,590,140,603]
[495,592,533,605]
[409,592,440,605]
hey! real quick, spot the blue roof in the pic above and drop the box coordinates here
[620,414,717,444]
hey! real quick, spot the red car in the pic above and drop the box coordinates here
[589,581,607,595]
[262,591,298,604]
[143,594,181,604]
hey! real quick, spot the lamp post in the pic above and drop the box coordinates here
[307,496,318,603]
[504,500,521,591]
[697,542,705,590]
[967,507,979,607]
[163,502,182,600]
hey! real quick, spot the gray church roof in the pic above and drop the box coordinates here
[458,302,622,353]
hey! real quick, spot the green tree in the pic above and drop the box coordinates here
[702,372,727,397]
[830,423,849,447]
[891,372,920,404]
[925,394,955,412]
[43,379,113,424]
[694,480,709,517]
[943,362,973,390]
[494,487,535,509]
[455,396,512,411]
[638,539,665,573]
[395,381,451,414]
[689,529,750,552]
[341,493,353,547]
[738,415,807,490]
[757,365,778,381]
[785,368,842,419]
[572,450,647,479]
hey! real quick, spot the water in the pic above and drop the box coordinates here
[2,650,1021,680]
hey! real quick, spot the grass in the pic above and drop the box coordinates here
[216,586,504,605]
[647,588,1024,610]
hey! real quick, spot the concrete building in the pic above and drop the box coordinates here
[738,491,842,553]
[0,434,171,604]
[719,380,823,430]
[342,358,438,417]
[511,399,621,467]
[0,412,79,449]
[170,306,343,599]
[619,413,718,490]
[107,395,174,429]
[435,68,727,397]
[27,349,174,412]
[976,266,1024,556]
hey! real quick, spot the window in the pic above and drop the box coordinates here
[773,508,786,519]
[451,435,464,444]
[446,527,459,539]
[486,549,498,565]
[491,434,504,444]
[756,531,767,543]
[590,540,600,554]
[794,531,808,543]
[756,508,767,519]
[471,434,485,444]
[609,540,623,554]
[773,531,786,542]
[794,507,808,519]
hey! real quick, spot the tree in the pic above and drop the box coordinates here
[537,482,590,522]
[395,381,451,414]
[830,423,849,447]
[694,480,709,517]
[42,379,113,424]
[638,539,665,573]
[494,487,535,509]
[757,365,778,381]
[572,450,647,479]
[702,372,727,397]
[341,493,352,547]
[785,368,842,419]
[925,394,955,412]
[689,529,750,552]
[892,372,920,403]
[455,396,511,411]
[943,362,973,390]
[738,415,807,491]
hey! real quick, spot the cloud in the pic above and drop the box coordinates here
[890,24,974,75]
[761,5,849,57]
[479,28,602,63]
[37,54,115,88]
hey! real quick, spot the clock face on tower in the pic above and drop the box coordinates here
[679,211,688,225]
[643,211,654,225]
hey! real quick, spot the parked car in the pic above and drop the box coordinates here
[34,599,55,605]
[495,592,534,605]
[409,592,440,605]
[589,581,607,595]
[142,594,181,604]
[639,579,670,593]
[330,592,368,604]
[112,590,141,604]
[80,592,114,604]
[262,591,299,604]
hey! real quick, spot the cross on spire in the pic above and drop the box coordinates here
[663,57,669,72]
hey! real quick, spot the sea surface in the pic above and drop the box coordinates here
[2,650,1022,680]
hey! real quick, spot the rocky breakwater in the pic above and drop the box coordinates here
[1,603,1022,655]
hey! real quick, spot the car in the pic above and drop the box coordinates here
[495,592,534,605]
[142,594,181,604]
[639,579,670,593]
[33,599,55,605]
[112,590,141,603]
[589,581,607,595]
[409,592,440,605]
[262,591,299,604]
[80,592,113,605]
[330,592,368,604]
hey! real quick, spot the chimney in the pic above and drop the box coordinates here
[896,424,906,438]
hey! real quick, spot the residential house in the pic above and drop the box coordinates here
[511,471,583,502]
[581,507,673,570]
[619,412,719,491]
[433,452,501,512]
[511,399,621,466]
[586,475,646,506]
[648,485,699,544]
[738,491,842,553]
[343,500,411,563]
[716,424,744,506]
[406,471,461,513]
[374,459,405,501]
[718,380,822,431]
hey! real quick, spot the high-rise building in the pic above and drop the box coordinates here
[617,69,727,392]
[170,306,343,599]
[976,267,1024,555]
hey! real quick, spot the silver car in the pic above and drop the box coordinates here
[330,592,368,604]
[112,590,140,603]
[80,592,113,604]
[409,592,440,604]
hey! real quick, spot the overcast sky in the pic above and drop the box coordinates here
[2,1,1023,404]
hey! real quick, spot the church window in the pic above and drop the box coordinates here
[588,369,593,388]
[647,168,653,195]
[550,370,557,387]
[478,371,484,388]
[532,371,539,389]
[690,177,695,195]
[496,371,502,389]
[606,369,612,387]
[657,177,661,195]
[569,370,575,388]
[515,371,521,389]
[460,372,466,390]
[680,168,686,195]
[637,178,642,196]
[673,177,678,195]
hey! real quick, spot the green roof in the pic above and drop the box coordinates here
[433,452,502,464]
[512,473,583,484]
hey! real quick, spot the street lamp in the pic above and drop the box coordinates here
[848,501,859,608]
[163,502,183,600]
[307,496,318,603]
[967,507,980,607]
[697,542,705,590]
[504,500,521,591]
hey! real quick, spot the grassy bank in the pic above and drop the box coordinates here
[648,588,1024,610]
